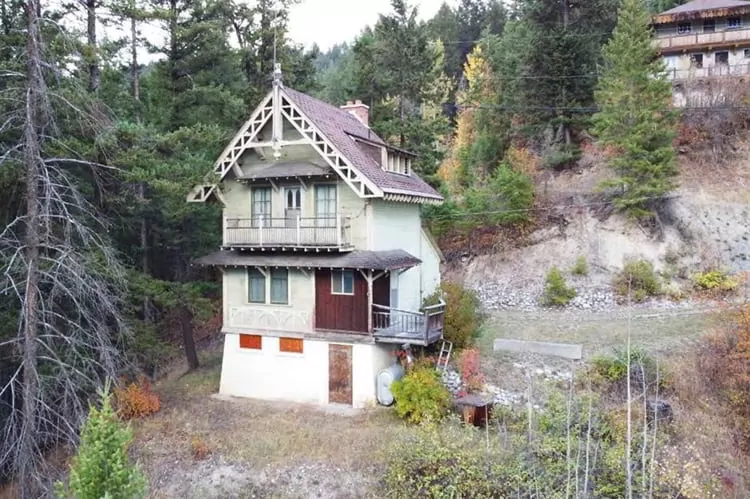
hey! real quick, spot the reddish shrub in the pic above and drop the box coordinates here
[190,437,211,460]
[114,376,161,420]
[700,305,750,448]
[457,348,485,394]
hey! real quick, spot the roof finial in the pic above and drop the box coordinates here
[273,62,283,87]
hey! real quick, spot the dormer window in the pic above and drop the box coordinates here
[385,151,411,175]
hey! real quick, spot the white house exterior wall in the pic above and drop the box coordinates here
[219,334,396,408]
[222,268,315,334]
[371,200,423,310]
[419,228,442,302]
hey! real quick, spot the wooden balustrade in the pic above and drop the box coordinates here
[223,215,352,249]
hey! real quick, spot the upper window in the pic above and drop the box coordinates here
[314,184,337,228]
[331,270,354,295]
[677,22,691,34]
[385,152,411,175]
[703,19,715,33]
[247,268,289,305]
[251,187,272,227]
[727,16,742,29]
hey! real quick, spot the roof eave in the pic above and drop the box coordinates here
[654,5,750,23]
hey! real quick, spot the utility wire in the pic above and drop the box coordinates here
[424,195,677,221]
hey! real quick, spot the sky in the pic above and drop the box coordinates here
[287,0,453,50]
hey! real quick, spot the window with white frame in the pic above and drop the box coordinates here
[677,22,691,34]
[703,19,715,33]
[331,270,354,295]
[247,268,266,303]
[247,268,289,305]
[385,152,411,175]
[727,16,742,29]
[270,269,289,304]
[251,187,272,227]
[314,184,337,227]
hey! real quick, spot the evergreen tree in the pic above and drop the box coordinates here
[517,0,618,150]
[592,0,678,219]
[58,386,147,499]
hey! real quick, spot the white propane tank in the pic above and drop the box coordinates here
[376,362,405,406]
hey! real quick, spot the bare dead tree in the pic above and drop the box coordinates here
[0,0,128,495]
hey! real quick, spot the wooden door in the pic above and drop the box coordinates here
[329,344,353,405]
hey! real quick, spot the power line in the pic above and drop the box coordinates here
[424,195,677,221]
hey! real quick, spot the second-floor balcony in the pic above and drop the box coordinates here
[223,215,353,250]
[656,27,750,52]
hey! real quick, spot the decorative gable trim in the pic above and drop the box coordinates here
[280,90,382,198]
[212,92,274,181]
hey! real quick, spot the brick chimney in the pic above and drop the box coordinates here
[340,99,370,127]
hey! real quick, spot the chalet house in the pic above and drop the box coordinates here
[653,0,750,106]
[188,66,446,408]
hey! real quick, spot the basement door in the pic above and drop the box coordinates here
[328,344,353,405]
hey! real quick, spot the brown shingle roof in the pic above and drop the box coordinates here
[660,0,749,15]
[195,249,422,270]
[282,88,443,202]
[654,0,750,22]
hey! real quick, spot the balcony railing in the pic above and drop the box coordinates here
[223,215,352,249]
[666,63,750,80]
[372,302,445,346]
[656,27,750,52]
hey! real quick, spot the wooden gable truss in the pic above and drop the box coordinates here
[188,85,383,203]
[278,91,382,199]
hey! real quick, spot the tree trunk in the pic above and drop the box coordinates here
[19,0,43,494]
[86,0,99,92]
[130,2,139,101]
[180,304,200,370]
[138,182,152,321]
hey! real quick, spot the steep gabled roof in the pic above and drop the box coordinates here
[654,0,750,22]
[282,88,443,203]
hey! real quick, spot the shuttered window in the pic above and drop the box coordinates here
[270,269,289,304]
[239,334,262,350]
[279,337,303,354]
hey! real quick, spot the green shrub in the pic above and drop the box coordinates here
[426,281,481,349]
[693,269,739,292]
[571,256,589,276]
[541,267,577,306]
[57,384,147,499]
[383,424,495,498]
[391,364,452,424]
[589,348,668,392]
[613,260,661,302]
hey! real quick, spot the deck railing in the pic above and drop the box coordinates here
[223,215,352,249]
[656,27,750,52]
[372,301,445,346]
[666,63,750,81]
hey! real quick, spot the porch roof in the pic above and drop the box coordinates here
[238,161,334,181]
[194,249,421,271]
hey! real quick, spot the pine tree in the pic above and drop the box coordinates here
[592,0,678,219]
[58,385,147,499]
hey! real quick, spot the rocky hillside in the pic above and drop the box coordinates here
[443,140,750,311]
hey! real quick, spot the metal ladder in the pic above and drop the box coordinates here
[436,340,453,372]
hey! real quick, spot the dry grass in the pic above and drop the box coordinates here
[132,348,410,480]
